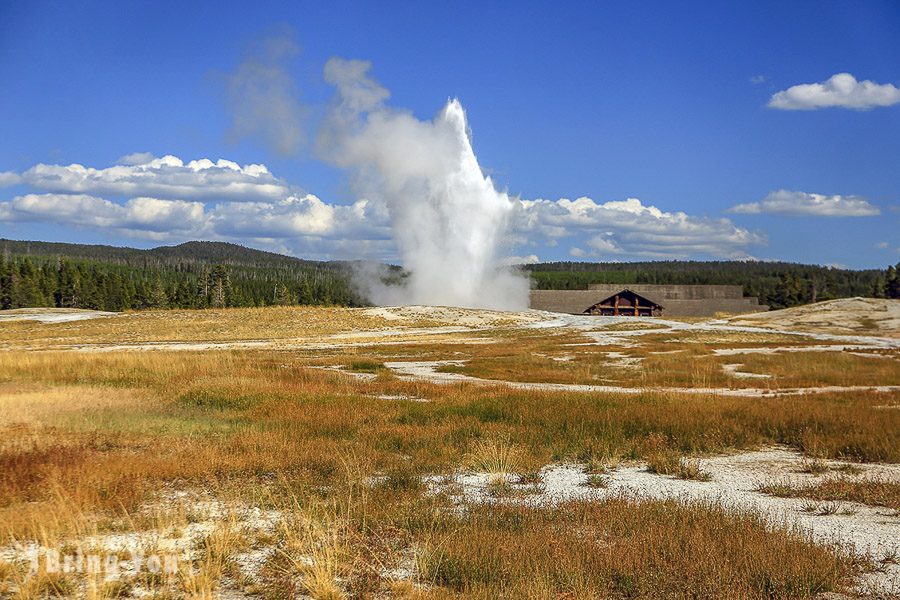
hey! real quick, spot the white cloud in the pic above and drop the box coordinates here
[0,189,391,249]
[211,195,390,239]
[0,172,21,187]
[768,73,900,110]
[876,241,889,249]
[117,152,157,166]
[517,197,763,259]
[498,254,540,266]
[212,195,335,237]
[586,234,622,254]
[0,193,209,237]
[728,189,880,217]
[18,155,290,202]
[750,75,766,85]
[2,154,767,261]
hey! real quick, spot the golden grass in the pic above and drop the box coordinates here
[0,306,896,596]
[465,437,524,478]
[417,498,859,599]
[0,349,896,523]
[758,477,900,511]
[440,335,899,389]
[0,306,398,349]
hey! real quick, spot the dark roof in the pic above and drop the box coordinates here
[594,288,664,308]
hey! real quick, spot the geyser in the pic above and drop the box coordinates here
[320,58,529,311]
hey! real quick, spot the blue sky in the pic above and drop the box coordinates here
[1,1,898,268]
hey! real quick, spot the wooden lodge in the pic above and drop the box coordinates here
[530,284,767,317]
[585,289,663,317]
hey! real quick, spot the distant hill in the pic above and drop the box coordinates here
[0,238,894,312]
[0,238,360,311]
[0,239,322,268]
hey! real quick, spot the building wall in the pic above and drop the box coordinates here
[529,286,767,317]
[586,283,745,300]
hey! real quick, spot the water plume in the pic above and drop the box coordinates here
[319,58,529,311]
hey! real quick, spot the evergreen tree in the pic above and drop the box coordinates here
[13,258,45,307]
[209,265,232,308]
[0,256,13,309]
[886,265,900,299]
[273,282,295,305]
[145,276,169,309]
[871,275,886,298]
[773,272,802,309]
[55,259,79,307]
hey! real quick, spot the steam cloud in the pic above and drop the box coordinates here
[318,58,529,310]
[225,34,307,156]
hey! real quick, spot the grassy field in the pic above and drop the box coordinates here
[0,306,898,598]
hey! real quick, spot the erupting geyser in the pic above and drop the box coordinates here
[320,58,529,311]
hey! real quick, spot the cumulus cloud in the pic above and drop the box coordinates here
[1,153,766,262]
[728,189,880,217]
[0,172,21,187]
[117,152,157,166]
[498,254,540,266]
[17,154,290,202]
[768,73,900,110]
[212,195,390,239]
[0,193,209,238]
[517,197,763,259]
[224,32,306,155]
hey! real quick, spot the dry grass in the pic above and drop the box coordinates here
[436,329,899,390]
[643,434,712,481]
[277,508,347,599]
[465,437,524,478]
[0,306,398,349]
[417,498,859,598]
[0,306,896,596]
[0,350,896,527]
[758,477,900,511]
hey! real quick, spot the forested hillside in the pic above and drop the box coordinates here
[1,239,897,312]
[0,239,361,310]
[525,261,897,309]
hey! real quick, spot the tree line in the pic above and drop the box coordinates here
[525,260,900,309]
[0,239,897,312]
[0,255,361,311]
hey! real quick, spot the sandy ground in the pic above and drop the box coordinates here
[430,447,900,595]
[0,308,117,323]
[727,298,900,338]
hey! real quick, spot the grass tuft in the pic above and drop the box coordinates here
[466,437,524,479]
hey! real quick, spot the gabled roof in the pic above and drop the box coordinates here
[584,288,664,313]
[596,288,663,306]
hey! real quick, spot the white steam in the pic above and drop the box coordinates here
[319,58,529,310]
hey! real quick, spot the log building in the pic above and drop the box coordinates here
[530,284,766,317]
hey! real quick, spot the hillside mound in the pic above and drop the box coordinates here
[726,297,900,337]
